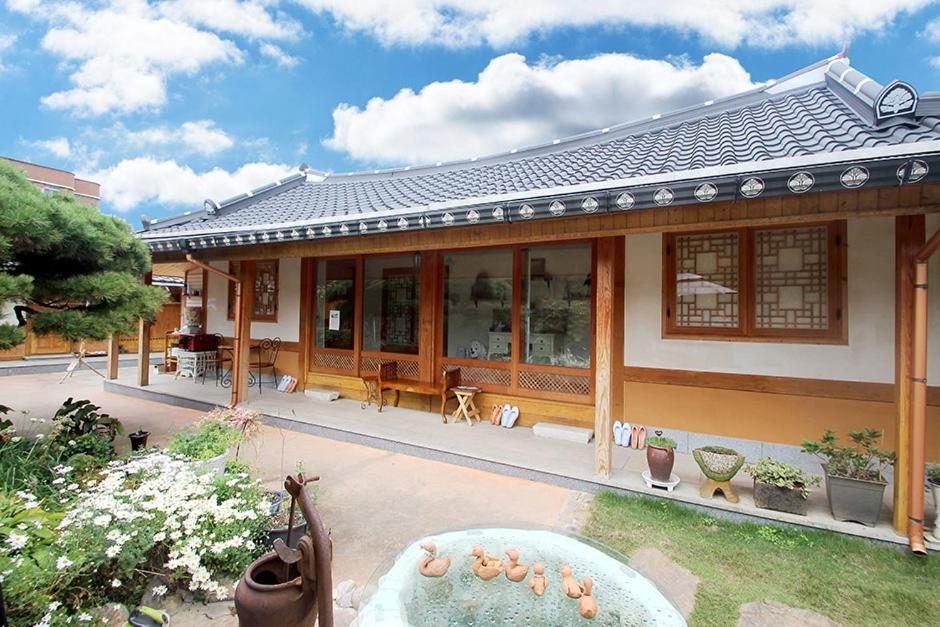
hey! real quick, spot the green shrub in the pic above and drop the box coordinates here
[168,417,239,461]
[927,464,940,485]
[50,398,123,442]
[647,436,677,449]
[801,429,894,482]
[746,458,821,499]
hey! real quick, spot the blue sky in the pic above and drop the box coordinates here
[1,1,939,230]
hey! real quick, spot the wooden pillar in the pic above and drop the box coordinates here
[895,215,925,534]
[106,334,120,380]
[137,272,152,386]
[418,250,439,384]
[592,237,623,477]
[231,261,255,407]
[298,258,315,392]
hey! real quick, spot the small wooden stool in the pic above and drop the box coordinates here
[699,479,739,503]
[450,385,481,426]
[360,373,379,409]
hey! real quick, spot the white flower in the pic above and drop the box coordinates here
[10,436,21,443]
[78,613,92,622]
[153,532,166,542]
[6,532,27,551]
[48,601,61,611]
[151,585,167,597]
[105,545,121,559]
[92,514,112,527]
[111,578,122,588]
[52,478,65,485]
[55,555,73,569]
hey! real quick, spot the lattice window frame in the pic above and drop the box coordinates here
[227,259,279,322]
[663,221,846,343]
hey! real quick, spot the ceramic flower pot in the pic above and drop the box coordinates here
[823,465,886,527]
[646,445,675,483]
[753,480,809,516]
[128,430,150,451]
[192,451,228,477]
[930,482,940,541]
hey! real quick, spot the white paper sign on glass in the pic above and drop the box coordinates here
[329,310,341,331]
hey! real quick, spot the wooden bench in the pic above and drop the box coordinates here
[376,362,460,423]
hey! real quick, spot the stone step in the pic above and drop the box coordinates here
[532,422,593,444]
[304,387,340,402]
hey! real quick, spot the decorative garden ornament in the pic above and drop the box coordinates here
[579,576,598,619]
[693,446,745,503]
[561,565,582,598]
[529,563,548,596]
[503,549,528,582]
[469,546,504,580]
[418,543,451,577]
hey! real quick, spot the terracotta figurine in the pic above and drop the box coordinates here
[418,543,451,578]
[469,545,504,581]
[503,549,528,582]
[561,565,583,598]
[579,576,597,619]
[529,563,548,596]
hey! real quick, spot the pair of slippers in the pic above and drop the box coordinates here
[613,421,646,449]
[490,403,520,428]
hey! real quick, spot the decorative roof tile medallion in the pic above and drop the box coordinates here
[739,177,764,198]
[492,206,505,221]
[615,191,635,210]
[876,80,917,121]
[653,187,674,206]
[417,215,429,228]
[694,182,718,202]
[359,222,368,234]
[581,196,599,213]
[198,239,207,247]
[377,219,388,232]
[397,217,409,230]
[840,166,869,189]
[235,235,243,243]
[222,236,230,245]
[322,225,332,237]
[787,171,815,193]
[549,200,566,216]
[897,160,929,183]
[276,231,285,240]
[466,208,481,223]
[306,228,315,238]
[442,212,455,226]
[519,204,535,219]
[260,233,270,242]
[247,234,256,243]
[339,224,349,235]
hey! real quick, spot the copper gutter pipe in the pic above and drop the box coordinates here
[185,254,238,283]
[908,228,940,555]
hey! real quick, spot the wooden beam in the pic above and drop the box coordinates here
[231,260,255,407]
[106,334,120,380]
[418,251,439,383]
[594,237,617,476]
[894,215,925,535]
[612,237,625,431]
[137,272,152,386]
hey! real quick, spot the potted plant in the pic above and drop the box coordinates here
[265,490,308,549]
[168,416,240,476]
[693,446,745,502]
[746,458,821,516]
[128,429,150,451]
[802,429,895,527]
[646,432,677,483]
[928,465,940,541]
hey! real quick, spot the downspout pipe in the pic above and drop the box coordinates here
[909,228,940,555]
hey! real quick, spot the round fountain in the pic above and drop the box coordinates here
[358,528,686,626]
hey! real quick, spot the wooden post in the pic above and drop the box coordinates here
[298,258,315,392]
[594,237,622,476]
[106,334,120,380]
[231,261,255,407]
[418,250,439,384]
[894,215,925,535]
[137,272,153,386]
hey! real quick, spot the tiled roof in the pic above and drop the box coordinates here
[141,55,940,247]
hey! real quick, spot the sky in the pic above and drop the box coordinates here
[1,1,940,231]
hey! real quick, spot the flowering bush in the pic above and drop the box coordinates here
[1,453,269,625]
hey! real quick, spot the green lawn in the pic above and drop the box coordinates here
[582,492,939,627]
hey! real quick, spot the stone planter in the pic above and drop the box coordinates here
[753,480,809,516]
[931,481,940,541]
[191,451,228,477]
[647,445,675,483]
[823,466,886,527]
[692,447,744,482]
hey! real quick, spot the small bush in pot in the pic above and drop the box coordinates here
[646,434,677,483]
[746,458,820,516]
[169,415,240,475]
[802,429,895,526]
[927,465,940,541]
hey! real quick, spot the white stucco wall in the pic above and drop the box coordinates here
[624,216,940,385]
[205,257,301,342]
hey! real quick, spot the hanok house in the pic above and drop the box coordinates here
[138,55,940,549]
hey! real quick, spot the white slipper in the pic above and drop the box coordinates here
[622,422,632,447]
[506,406,520,428]
[613,421,623,446]
[500,404,512,427]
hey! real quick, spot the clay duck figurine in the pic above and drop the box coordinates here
[469,545,504,581]
[529,563,549,596]
[418,542,451,578]
[579,576,597,619]
[504,549,529,582]
[561,565,583,598]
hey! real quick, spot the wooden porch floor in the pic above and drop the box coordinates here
[105,367,939,550]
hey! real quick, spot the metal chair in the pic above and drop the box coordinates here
[255,337,281,394]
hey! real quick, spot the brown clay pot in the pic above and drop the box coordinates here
[646,445,675,483]
[234,553,316,627]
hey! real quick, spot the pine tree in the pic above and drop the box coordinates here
[0,160,166,350]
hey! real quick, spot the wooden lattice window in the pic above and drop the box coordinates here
[227,260,279,322]
[663,222,845,342]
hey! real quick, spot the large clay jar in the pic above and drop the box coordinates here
[646,444,675,483]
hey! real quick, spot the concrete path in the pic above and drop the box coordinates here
[0,370,585,585]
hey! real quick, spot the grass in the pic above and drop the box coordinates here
[583,492,940,627]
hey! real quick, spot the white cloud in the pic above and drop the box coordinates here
[158,0,302,41]
[29,137,72,158]
[260,42,301,68]
[325,52,759,166]
[115,120,235,156]
[0,33,15,72]
[297,0,932,49]
[92,158,295,211]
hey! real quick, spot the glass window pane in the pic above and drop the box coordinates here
[443,249,512,362]
[522,244,591,368]
[361,255,420,354]
[674,232,739,328]
[315,259,356,350]
[755,225,829,330]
